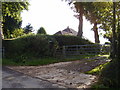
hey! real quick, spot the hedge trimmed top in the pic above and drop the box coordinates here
[3,34,93,59]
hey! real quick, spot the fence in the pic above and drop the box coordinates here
[55,44,110,57]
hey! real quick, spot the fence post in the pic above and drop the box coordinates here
[62,46,66,58]
[76,46,79,55]
[2,47,4,58]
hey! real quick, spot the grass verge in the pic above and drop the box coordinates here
[85,62,110,75]
[2,55,96,66]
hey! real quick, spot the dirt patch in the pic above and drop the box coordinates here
[7,56,110,88]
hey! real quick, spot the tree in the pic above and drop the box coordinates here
[92,2,120,58]
[23,23,33,34]
[117,2,120,59]
[2,15,22,38]
[12,28,24,38]
[0,1,29,39]
[83,2,100,43]
[37,27,47,34]
[73,2,85,37]
[68,1,100,43]
[111,2,117,58]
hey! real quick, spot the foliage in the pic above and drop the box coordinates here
[99,59,120,88]
[11,28,24,38]
[23,23,33,34]
[2,15,22,39]
[93,2,120,43]
[52,35,93,46]
[67,2,101,42]
[83,2,101,43]
[37,27,47,34]
[2,1,29,38]
[2,2,29,19]
[91,83,109,89]
[89,2,120,88]
[86,62,109,75]
[3,34,58,61]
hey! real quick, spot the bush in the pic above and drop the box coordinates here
[3,34,58,60]
[99,59,120,88]
[52,35,93,46]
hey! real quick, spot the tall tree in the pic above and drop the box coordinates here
[2,15,22,38]
[111,2,117,58]
[84,2,100,43]
[69,1,100,42]
[116,2,120,58]
[74,2,84,37]
[0,2,3,39]
[0,1,29,39]
[93,2,120,58]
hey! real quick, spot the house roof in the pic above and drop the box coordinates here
[54,27,77,36]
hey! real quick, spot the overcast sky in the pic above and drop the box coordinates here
[21,0,109,44]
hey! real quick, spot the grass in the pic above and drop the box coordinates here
[2,55,97,66]
[98,54,110,58]
[91,83,109,89]
[85,62,110,75]
[2,58,60,66]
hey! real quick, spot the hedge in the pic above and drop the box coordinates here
[3,35,93,60]
[3,34,58,60]
[52,35,93,46]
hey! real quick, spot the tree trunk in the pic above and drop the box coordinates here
[0,28,4,40]
[77,9,83,37]
[111,2,117,58]
[93,22,100,43]
[117,10,120,59]
[0,2,4,40]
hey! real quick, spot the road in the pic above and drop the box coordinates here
[2,66,66,89]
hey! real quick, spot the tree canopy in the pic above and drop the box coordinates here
[1,1,29,39]
[23,23,33,34]
[37,27,47,35]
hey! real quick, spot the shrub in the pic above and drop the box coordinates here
[99,59,120,88]
[3,34,58,60]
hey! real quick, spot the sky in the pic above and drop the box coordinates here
[21,0,109,44]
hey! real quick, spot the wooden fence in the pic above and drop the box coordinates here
[55,44,110,57]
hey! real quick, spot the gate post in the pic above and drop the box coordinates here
[62,46,66,58]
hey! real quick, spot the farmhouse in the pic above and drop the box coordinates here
[54,26,77,36]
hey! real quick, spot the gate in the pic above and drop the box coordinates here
[55,44,110,57]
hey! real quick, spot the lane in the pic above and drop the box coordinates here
[2,66,65,88]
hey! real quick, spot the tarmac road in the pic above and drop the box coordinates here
[2,66,67,89]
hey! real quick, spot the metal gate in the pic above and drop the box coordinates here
[55,44,110,57]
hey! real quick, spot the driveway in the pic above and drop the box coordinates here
[2,56,110,89]
[2,66,65,89]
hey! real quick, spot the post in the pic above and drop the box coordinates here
[2,47,4,58]
[76,45,79,55]
[62,46,66,58]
